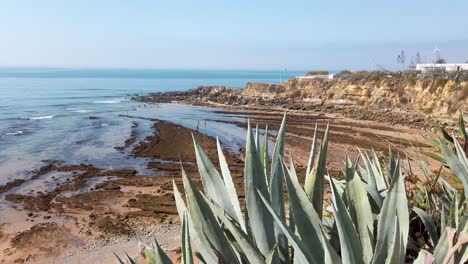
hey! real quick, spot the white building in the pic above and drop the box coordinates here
[296,74,335,80]
[416,63,468,72]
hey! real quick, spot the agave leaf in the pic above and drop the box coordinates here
[441,206,447,234]
[452,216,468,263]
[450,192,460,229]
[306,122,319,177]
[304,123,330,218]
[204,194,265,263]
[172,179,187,215]
[181,213,194,264]
[255,123,260,154]
[329,175,364,264]
[288,155,297,233]
[372,149,384,179]
[192,135,238,220]
[173,180,216,263]
[367,152,387,191]
[125,251,138,264]
[216,137,245,230]
[388,146,396,181]
[373,160,409,264]
[434,122,454,145]
[433,227,456,264]
[269,112,288,261]
[413,207,440,247]
[413,250,435,264]
[261,126,270,183]
[282,159,330,262]
[345,157,374,263]
[360,150,387,195]
[453,134,468,170]
[265,244,279,264]
[244,121,275,256]
[257,190,316,264]
[385,220,405,264]
[146,238,173,264]
[458,110,467,142]
[181,168,238,263]
[439,139,468,200]
[114,253,125,264]
[422,151,446,164]
[365,183,383,210]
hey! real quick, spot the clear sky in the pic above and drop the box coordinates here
[1,0,467,70]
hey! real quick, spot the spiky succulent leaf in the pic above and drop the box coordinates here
[433,227,455,264]
[181,213,194,264]
[282,159,333,262]
[257,190,316,264]
[125,252,138,264]
[146,238,173,264]
[265,244,279,264]
[181,168,238,263]
[244,121,275,256]
[459,110,467,142]
[329,176,364,264]
[422,151,446,164]
[173,180,216,263]
[114,253,125,264]
[216,137,245,230]
[345,157,374,263]
[192,135,238,220]
[261,126,270,182]
[204,194,265,263]
[453,135,468,169]
[385,220,405,264]
[283,161,339,263]
[306,122,319,177]
[434,122,455,145]
[373,160,409,264]
[439,139,468,200]
[413,250,435,264]
[269,112,288,261]
[304,123,330,218]
[413,207,440,247]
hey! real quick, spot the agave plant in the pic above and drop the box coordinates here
[117,113,467,263]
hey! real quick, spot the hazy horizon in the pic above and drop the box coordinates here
[2,0,468,71]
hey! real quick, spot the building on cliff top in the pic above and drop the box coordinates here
[416,63,468,72]
[296,74,335,80]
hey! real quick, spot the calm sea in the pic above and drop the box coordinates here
[0,68,304,183]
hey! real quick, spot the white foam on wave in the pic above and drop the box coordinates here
[28,115,55,120]
[6,131,23,136]
[66,107,94,113]
[93,99,121,104]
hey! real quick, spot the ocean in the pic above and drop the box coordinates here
[0,68,304,184]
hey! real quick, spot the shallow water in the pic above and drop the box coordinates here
[0,68,303,184]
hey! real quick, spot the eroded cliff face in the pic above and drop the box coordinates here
[244,77,467,117]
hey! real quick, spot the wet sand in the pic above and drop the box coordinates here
[0,104,438,263]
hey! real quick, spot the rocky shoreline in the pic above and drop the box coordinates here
[134,72,468,129]
[0,101,440,263]
[133,85,438,129]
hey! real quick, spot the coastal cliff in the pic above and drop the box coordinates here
[135,71,468,126]
[244,73,467,116]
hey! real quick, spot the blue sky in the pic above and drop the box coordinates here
[1,0,467,70]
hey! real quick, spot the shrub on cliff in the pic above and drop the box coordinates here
[306,70,329,76]
[349,71,385,82]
